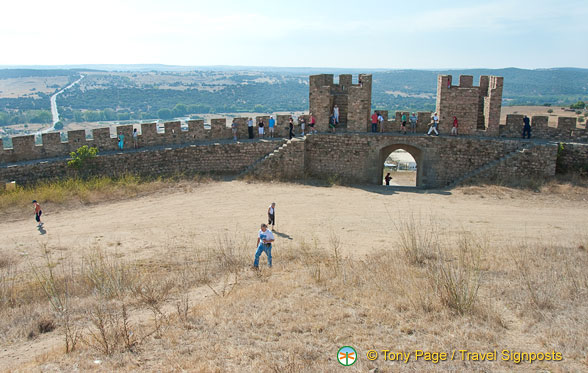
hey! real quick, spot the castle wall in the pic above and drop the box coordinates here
[1,133,578,189]
[0,141,281,185]
[436,74,503,136]
[304,134,556,188]
[1,117,294,164]
[499,115,587,141]
[309,74,371,132]
[556,143,588,173]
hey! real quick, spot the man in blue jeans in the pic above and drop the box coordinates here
[253,223,275,269]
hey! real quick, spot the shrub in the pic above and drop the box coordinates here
[67,145,98,172]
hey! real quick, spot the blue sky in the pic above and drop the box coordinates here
[1,0,586,68]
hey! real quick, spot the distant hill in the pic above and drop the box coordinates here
[1,66,587,123]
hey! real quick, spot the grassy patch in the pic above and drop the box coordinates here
[0,174,212,217]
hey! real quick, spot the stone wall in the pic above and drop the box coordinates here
[435,74,503,136]
[0,133,577,189]
[304,134,557,188]
[250,139,306,180]
[499,115,588,141]
[309,74,372,132]
[0,115,308,164]
[556,142,588,173]
[0,141,281,185]
[469,145,557,184]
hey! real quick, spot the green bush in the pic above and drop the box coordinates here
[67,145,98,171]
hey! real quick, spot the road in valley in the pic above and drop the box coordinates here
[36,74,85,135]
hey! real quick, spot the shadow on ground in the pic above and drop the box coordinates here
[355,185,452,196]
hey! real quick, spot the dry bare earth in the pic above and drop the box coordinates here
[0,77,70,99]
[0,181,587,371]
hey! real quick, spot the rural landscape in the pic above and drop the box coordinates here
[2,0,588,372]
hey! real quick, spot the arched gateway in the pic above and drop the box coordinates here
[379,143,424,187]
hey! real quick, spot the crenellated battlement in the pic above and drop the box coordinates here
[0,115,291,164]
[500,115,587,141]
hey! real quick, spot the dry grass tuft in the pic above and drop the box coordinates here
[2,226,588,371]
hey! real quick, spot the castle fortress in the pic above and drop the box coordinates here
[0,74,586,188]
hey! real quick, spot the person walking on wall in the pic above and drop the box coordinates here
[268,116,275,138]
[401,113,407,134]
[329,114,337,133]
[384,173,392,186]
[288,117,295,139]
[522,115,531,139]
[299,116,306,136]
[258,118,265,138]
[378,112,384,133]
[132,128,139,149]
[118,132,125,150]
[268,202,276,230]
[451,116,459,136]
[33,200,42,225]
[333,104,340,124]
[248,118,254,139]
[253,223,275,269]
[232,118,238,141]
[309,113,317,134]
[427,113,439,136]
[371,111,379,132]
[409,112,417,134]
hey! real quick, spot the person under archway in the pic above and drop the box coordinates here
[385,173,392,186]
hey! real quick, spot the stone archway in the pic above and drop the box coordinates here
[379,143,424,187]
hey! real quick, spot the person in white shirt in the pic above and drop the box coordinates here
[377,113,384,133]
[253,223,275,269]
[333,105,340,124]
[268,202,276,230]
[428,112,439,136]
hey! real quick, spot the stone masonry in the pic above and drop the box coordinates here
[309,74,372,132]
[435,74,504,135]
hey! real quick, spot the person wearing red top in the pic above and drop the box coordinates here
[371,112,379,133]
[451,116,458,136]
[309,113,317,134]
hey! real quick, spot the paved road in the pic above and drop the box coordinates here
[36,75,85,135]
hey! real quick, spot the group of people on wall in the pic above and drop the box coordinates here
[233,114,318,141]
[369,111,459,136]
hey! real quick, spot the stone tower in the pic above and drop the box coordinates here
[309,74,372,132]
[435,75,503,135]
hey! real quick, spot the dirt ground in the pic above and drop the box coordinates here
[1,181,587,371]
[2,181,586,269]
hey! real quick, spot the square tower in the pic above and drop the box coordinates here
[309,74,372,132]
[436,74,503,135]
